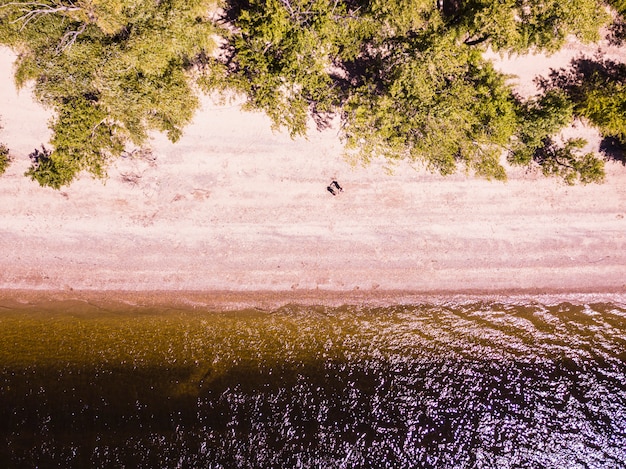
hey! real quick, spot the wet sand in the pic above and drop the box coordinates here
[1,289,626,315]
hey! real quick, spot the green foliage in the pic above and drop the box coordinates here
[580,85,626,142]
[1,0,621,186]
[509,90,606,185]
[214,1,518,178]
[538,58,626,145]
[576,70,626,145]
[0,142,10,175]
[534,138,605,185]
[0,0,218,187]
[342,34,516,179]
[210,0,612,183]
[25,145,76,189]
[509,91,574,166]
[0,119,9,175]
[366,0,438,36]
[608,0,626,44]
[49,96,124,181]
[446,0,609,53]
[208,0,365,136]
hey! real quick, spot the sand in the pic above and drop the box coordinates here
[1,38,626,304]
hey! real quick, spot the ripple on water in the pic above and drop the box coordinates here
[0,301,625,468]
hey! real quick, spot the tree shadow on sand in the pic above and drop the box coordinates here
[600,136,626,165]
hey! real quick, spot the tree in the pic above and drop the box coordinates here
[534,138,605,185]
[24,145,75,189]
[537,57,626,148]
[341,32,516,179]
[209,1,508,178]
[0,0,220,187]
[201,0,374,136]
[444,0,609,53]
[608,0,626,44]
[1,0,623,186]
[539,57,626,171]
[508,84,608,184]
[508,91,575,165]
[209,0,610,181]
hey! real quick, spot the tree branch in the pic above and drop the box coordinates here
[464,34,491,46]
[277,0,294,17]
[56,21,86,52]
[553,154,576,170]
[2,1,82,29]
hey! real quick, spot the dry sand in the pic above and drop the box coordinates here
[1,39,626,305]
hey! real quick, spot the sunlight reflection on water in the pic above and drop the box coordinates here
[1,301,625,468]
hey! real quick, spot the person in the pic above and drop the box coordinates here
[331,180,343,192]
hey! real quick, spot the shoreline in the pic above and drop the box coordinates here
[2,288,626,311]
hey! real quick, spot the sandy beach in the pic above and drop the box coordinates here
[1,40,626,302]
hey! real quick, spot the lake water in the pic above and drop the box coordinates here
[1,298,625,468]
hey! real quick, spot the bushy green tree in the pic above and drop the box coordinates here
[206,0,614,182]
[24,145,75,189]
[608,0,626,44]
[508,87,607,183]
[201,0,375,136]
[208,1,512,178]
[0,0,219,187]
[509,91,575,166]
[342,33,516,179]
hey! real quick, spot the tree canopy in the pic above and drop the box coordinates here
[1,0,219,186]
[0,0,624,187]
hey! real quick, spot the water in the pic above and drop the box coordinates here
[1,299,625,468]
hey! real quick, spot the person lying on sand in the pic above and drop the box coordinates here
[327,180,343,195]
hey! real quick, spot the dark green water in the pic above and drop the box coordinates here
[1,300,625,468]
